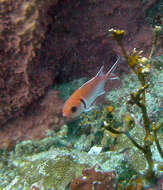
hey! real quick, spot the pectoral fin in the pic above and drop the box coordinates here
[85,106,96,112]
[80,98,87,109]
[80,98,97,112]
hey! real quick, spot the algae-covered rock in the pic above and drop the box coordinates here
[0,143,125,190]
[0,150,84,190]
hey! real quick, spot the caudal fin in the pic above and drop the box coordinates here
[105,57,120,79]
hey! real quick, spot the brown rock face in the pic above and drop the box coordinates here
[0,90,64,150]
[0,0,58,125]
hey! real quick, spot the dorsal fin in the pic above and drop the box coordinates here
[96,66,104,77]
[105,57,120,79]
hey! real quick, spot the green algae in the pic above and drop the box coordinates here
[14,133,73,158]
[0,149,84,190]
[116,159,138,183]
[144,0,163,27]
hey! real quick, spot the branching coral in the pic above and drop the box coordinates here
[104,26,163,182]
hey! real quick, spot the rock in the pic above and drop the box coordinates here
[70,167,116,190]
[0,0,59,125]
[0,90,64,149]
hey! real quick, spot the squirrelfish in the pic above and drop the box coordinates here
[62,58,120,118]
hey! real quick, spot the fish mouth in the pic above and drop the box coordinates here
[62,112,79,122]
[62,112,69,118]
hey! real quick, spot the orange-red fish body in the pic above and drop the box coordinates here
[62,58,119,118]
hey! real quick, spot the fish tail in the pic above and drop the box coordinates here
[105,57,120,80]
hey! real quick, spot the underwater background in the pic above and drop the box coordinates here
[0,0,162,189]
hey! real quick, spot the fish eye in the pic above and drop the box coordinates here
[71,106,77,113]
